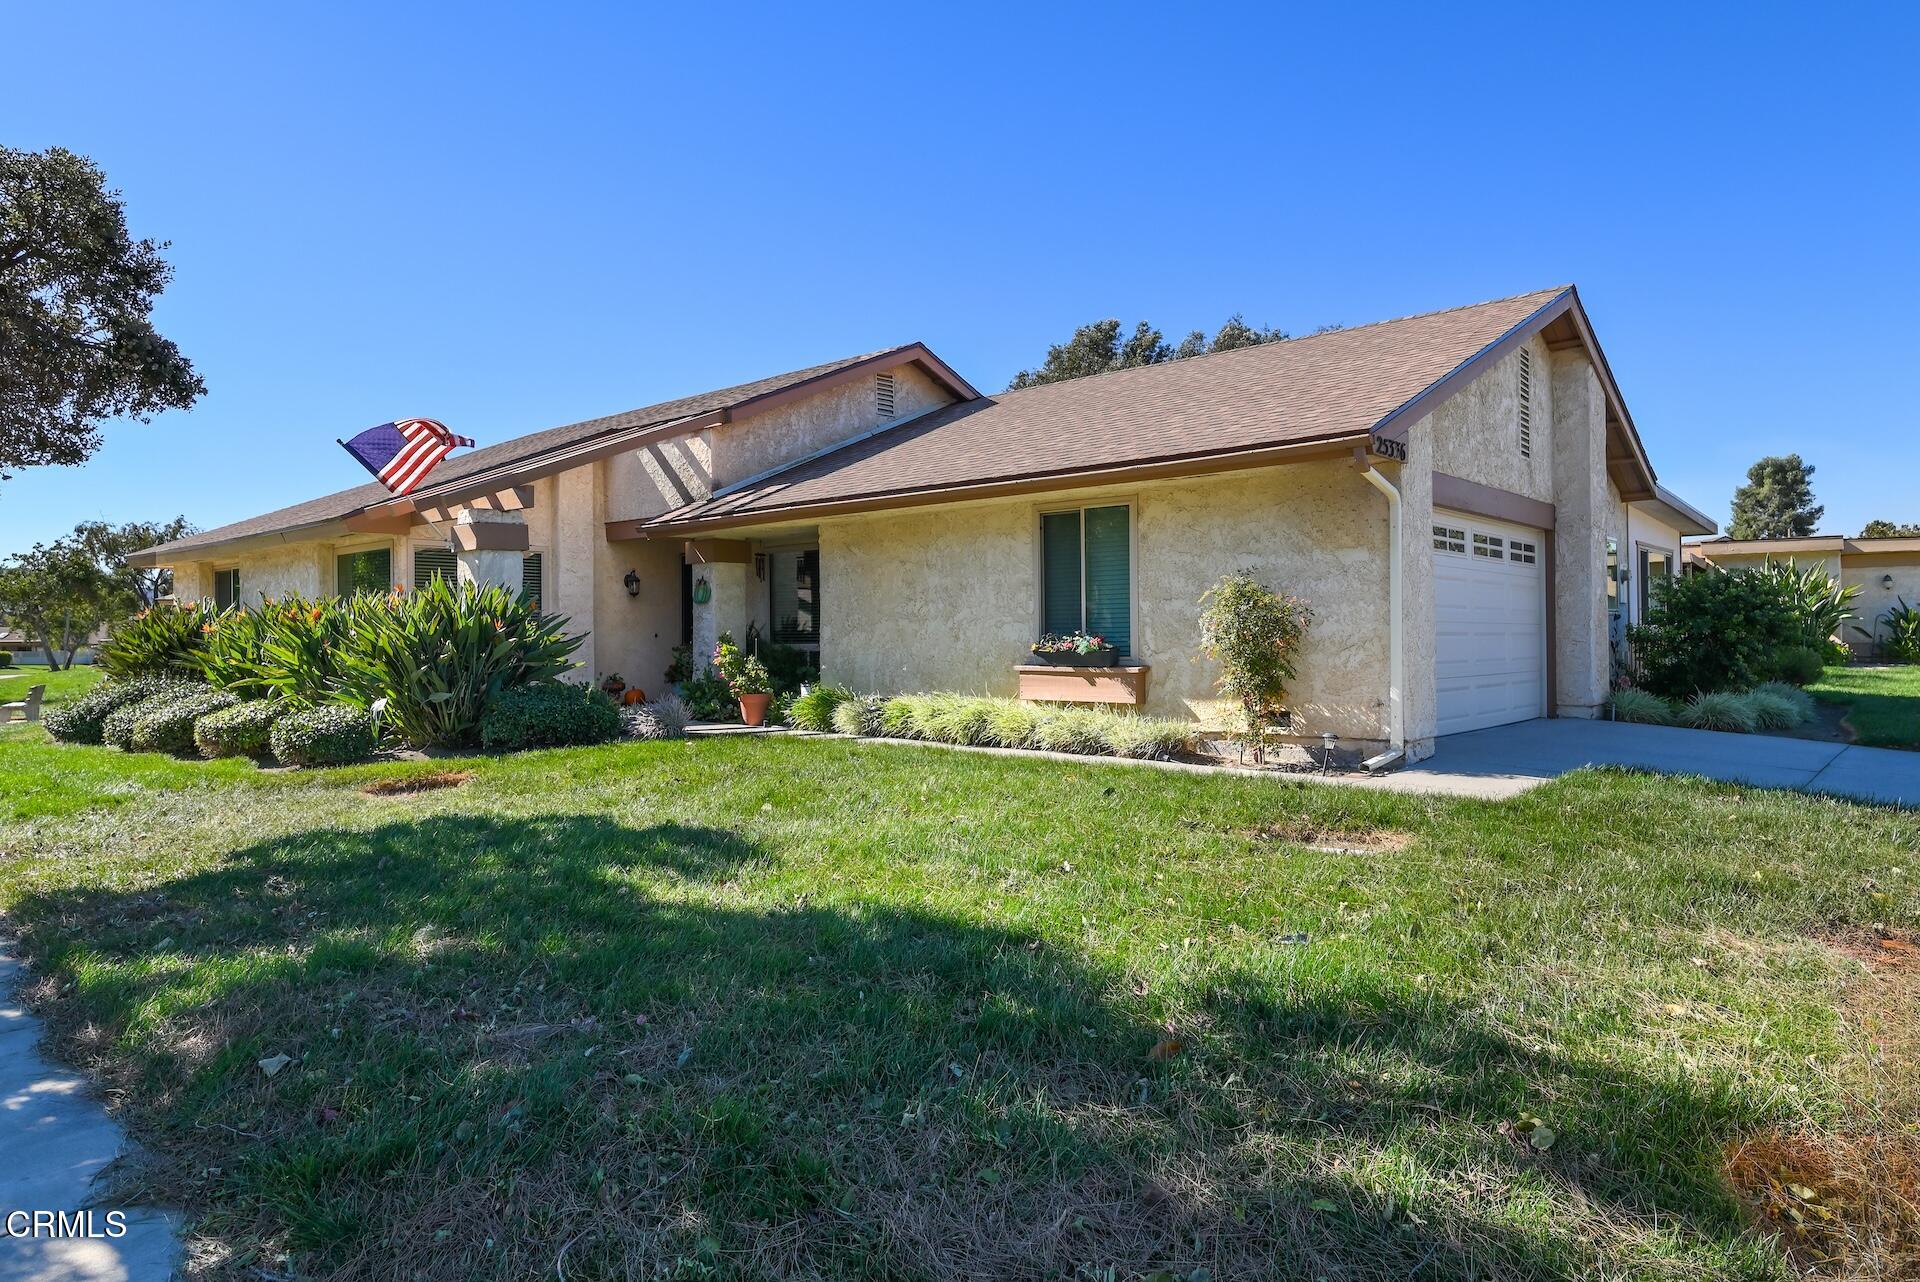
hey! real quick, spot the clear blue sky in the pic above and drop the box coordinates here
[5,3,1916,551]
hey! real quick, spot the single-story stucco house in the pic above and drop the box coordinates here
[1686,535,1920,653]
[131,285,1714,763]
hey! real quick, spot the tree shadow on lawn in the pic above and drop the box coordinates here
[13,814,1787,1282]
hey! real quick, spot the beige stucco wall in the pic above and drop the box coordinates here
[1429,335,1556,503]
[817,459,1393,743]
[1846,556,1920,653]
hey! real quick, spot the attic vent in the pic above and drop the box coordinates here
[1517,346,1534,459]
[876,371,897,418]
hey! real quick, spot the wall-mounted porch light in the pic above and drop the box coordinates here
[754,553,767,581]
[623,569,641,597]
[1885,574,1897,589]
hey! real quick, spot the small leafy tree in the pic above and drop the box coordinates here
[0,539,118,668]
[1197,572,1313,761]
[1628,568,1797,698]
[1861,520,1920,538]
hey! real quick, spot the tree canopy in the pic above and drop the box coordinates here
[1861,519,1920,538]
[0,146,204,479]
[1007,313,1297,391]
[0,516,191,668]
[1727,454,1823,540]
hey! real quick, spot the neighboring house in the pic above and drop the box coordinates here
[131,285,1714,762]
[0,626,109,665]
[1686,535,1920,652]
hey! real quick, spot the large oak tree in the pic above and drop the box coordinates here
[0,146,204,478]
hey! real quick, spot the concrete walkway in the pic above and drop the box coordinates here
[1374,717,1920,806]
[0,948,180,1282]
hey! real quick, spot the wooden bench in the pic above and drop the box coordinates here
[0,684,46,723]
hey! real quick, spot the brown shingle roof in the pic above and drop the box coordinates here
[139,346,922,559]
[649,287,1571,529]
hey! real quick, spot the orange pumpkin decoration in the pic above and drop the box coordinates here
[623,687,646,705]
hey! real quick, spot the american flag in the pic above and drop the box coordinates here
[338,418,476,495]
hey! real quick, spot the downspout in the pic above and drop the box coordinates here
[1359,460,1406,770]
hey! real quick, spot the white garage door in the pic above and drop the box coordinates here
[1433,511,1546,736]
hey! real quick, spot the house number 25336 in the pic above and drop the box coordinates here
[1370,434,1408,462]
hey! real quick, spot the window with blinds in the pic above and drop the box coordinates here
[335,548,392,597]
[768,548,820,646]
[413,545,457,587]
[522,553,543,608]
[1039,504,1131,654]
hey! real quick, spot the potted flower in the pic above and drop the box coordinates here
[1029,631,1119,667]
[712,635,775,725]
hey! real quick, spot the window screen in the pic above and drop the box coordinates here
[413,545,457,587]
[213,568,240,610]
[335,548,392,597]
[769,548,820,646]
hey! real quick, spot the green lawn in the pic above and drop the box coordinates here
[0,728,1914,1280]
[1809,663,1920,748]
[0,660,104,714]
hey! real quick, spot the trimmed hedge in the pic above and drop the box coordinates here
[271,705,376,768]
[130,690,241,754]
[101,680,206,749]
[0,650,11,667]
[479,682,621,752]
[196,700,289,758]
[44,674,190,745]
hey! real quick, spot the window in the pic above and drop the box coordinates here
[768,548,820,647]
[522,553,543,607]
[1510,539,1538,565]
[413,545,456,587]
[1517,346,1534,459]
[1432,524,1466,554]
[1472,532,1505,559]
[213,568,241,610]
[1638,547,1672,617]
[1040,504,1131,654]
[335,547,392,597]
[876,371,897,418]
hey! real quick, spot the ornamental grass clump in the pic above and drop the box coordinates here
[917,692,996,745]
[1102,715,1197,761]
[831,695,885,737]
[1680,690,1757,734]
[1752,681,1817,724]
[195,700,288,758]
[785,684,853,733]
[1034,707,1114,755]
[879,696,923,739]
[1198,571,1313,762]
[982,699,1043,749]
[129,689,239,754]
[622,694,691,741]
[1609,687,1675,725]
[1742,689,1805,731]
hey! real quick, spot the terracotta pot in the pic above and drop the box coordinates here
[738,693,771,727]
[623,688,646,706]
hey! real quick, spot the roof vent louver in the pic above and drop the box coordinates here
[1517,346,1534,459]
[876,371,897,418]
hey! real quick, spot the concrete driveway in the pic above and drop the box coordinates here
[1378,718,1920,807]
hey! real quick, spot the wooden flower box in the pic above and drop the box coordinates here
[1014,664,1149,707]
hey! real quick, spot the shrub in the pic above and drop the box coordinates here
[1743,689,1804,731]
[1772,645,1824,687]
[831,695,884,737]
[678,670,735,722]
[101,680,205,749]
[1749,558,1862,653]
[1679,691,1757,734]
[1198,572,1313,758]
[270,705,376,767]
[1609,688,1675,725]
[0,650,11,667]
[1856,597,1920,664]
[1102,715,1196,760]
[479,682,622,752]
[622,694,690,741]
[195,700,288,758]
[1629,570,1798,698]
[785,684,853,733]
[332,576,583,747]
[1753,680,1817,725]
[982,700,1043,749]
[98,601,214,678]
[1035,707,1114,755]
[44,674,186,744]
[131,689,240,754]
